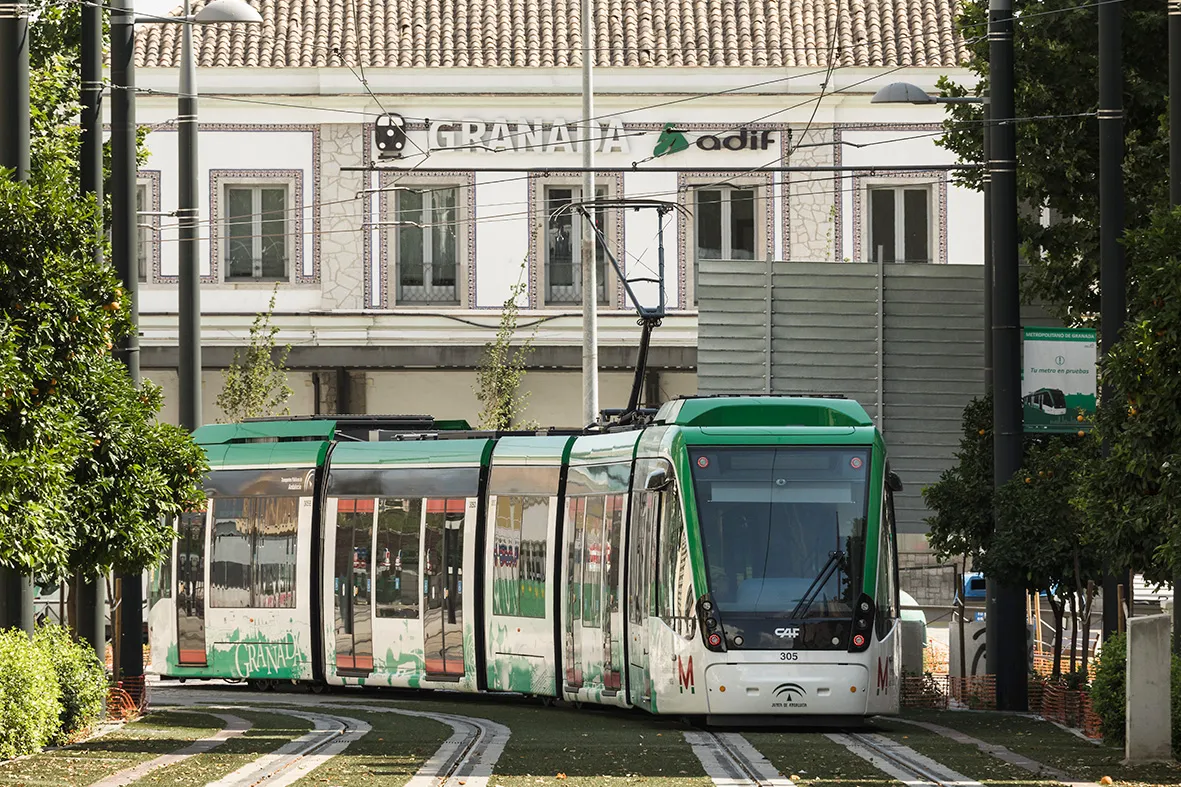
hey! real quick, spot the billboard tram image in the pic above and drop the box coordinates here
[148,395,903,722]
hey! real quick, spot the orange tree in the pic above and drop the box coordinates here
[1077,208,1181,587]
[0,3,205,581]
[924,396,1101,677]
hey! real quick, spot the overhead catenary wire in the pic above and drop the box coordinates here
[144,166,975,248]
[135,101,1093,238]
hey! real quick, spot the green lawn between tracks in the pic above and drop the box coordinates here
[0,710,222,787]
[132,710,313,787]
[7,691,1181,787]
[903,710,1181,787]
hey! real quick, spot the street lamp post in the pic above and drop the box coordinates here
[0,0,33,637]
[109,0,260,694]
[873,70,1027,711]
[137,0,262,431]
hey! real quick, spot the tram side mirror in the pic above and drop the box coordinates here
[887,470,903,492]
[645,465,672,490]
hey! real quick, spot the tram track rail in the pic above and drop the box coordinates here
[685,730,795,786]
[155,690,507,784]
[204,708,371,787]
[828,731,985,787]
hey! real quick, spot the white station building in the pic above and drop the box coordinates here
[127,0,979,428]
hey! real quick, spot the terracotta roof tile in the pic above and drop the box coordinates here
[134,0,967,69]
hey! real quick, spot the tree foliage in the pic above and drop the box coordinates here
[475,267,537,431]
[937,0,1166,326]
[1076,208,1181,584]
[0,3,206,579]
[215,289,293,423]
[924,398,1099,676]
[923,395,994,565]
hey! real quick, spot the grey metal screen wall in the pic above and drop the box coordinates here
[698,260,986,535]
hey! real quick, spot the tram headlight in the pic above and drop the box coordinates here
[708,633,722,648]
[705,618,717,629]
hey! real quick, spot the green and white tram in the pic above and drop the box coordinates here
[147,395,903,720]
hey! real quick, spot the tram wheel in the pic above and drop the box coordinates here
[308,681,330,694]
[248,678,276,692]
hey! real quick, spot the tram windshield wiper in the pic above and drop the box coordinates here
[787,549,846,621]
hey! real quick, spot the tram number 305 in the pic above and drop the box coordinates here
[779,652,799,661]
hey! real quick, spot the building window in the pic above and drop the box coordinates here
[225,184,289,281]
[395,187,458,304]
[544,185,608,305]
[867,186,931,263]
[136,183,150,282]
[693,187,756,305]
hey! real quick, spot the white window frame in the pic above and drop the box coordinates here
[221,181,292,282]
[135,182,151,283]
[864,183,935,264]
[685,180,766,307]
[533,179,619,308]
[386,182,469,306]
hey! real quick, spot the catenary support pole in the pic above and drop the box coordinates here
[178,0,201,431]
[983,97,993,394]
[1170,0,1181,656]
[77,0,107,659]
[0,0,35,636]
[1099,0,1129,642]
[580,0,598,425]
[111,0,143,689]
[986,0,1028,711]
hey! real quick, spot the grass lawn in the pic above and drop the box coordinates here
[0,710,223,787]
[902,710,1181,787]
[131,709,314,787]
[287,707,451,787]
[868,717,1061,787]
[740,730,903,787]
[334,692,714,786]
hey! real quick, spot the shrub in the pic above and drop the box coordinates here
[1090,633,1127,747]
[1089,631,1181,756]
[33,624,106,743]
[0,627,61,759]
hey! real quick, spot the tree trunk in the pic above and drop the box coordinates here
[1049,594,1064,680]
[1068,591,1079,675]
[1081,579,1095,676]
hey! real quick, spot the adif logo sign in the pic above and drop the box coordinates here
[653,125,775,158]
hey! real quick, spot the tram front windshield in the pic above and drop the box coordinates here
[689,447,869,618]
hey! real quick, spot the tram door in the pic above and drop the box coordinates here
[334,499,374,672]
[424,498,466,677]
[176,510,208,665]
[563,498,586,690]
[627,488,661,708]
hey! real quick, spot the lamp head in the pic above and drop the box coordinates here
[193,0,263,24]
[870,82,938,105]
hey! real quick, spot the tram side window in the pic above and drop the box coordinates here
[211,498,253,608]
[658,486,696,639]
[254,497,298,608]
[604,494,623,615]
[375,497,422,619]
[875,495,899,639]
[210,496,299,609]
[628,491,659,625]
[582,496,605,627]
[491,495,549,618]
[148,526,173,607]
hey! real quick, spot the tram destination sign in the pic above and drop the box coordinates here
[1021,327,1097,433]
